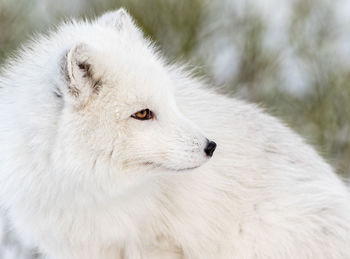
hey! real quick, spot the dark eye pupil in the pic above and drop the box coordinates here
[141,109,148,116]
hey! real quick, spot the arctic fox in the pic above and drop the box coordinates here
[0,8,349,259]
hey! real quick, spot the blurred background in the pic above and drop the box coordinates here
[0,0,349,258]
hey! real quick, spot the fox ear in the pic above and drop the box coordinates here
[97,8,142,36]
[62,43,101,106]
[97,8,131,29]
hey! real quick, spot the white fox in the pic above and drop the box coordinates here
[0,8,349,259]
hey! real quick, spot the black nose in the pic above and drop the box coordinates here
[204,140,217,157]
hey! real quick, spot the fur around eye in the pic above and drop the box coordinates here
[131,109,154,120]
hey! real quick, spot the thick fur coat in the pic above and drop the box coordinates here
[0,9,349,259]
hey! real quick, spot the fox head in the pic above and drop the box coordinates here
[50,9,216,193]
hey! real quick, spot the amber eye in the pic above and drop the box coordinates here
[131,109,154,120]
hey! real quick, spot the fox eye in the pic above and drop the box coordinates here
[131,109,154,120]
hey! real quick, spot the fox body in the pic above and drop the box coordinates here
[0,9,349,259]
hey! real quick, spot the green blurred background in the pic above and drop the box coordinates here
[0,0,349,177]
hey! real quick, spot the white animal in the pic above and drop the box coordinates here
[0,8,349,259]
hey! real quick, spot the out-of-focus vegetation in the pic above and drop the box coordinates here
[0,0,349,177]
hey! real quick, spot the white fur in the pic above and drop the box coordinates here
[0,8,350,259]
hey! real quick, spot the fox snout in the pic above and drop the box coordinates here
[204,140,217,157]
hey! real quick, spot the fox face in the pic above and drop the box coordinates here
[52,9,216,190]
